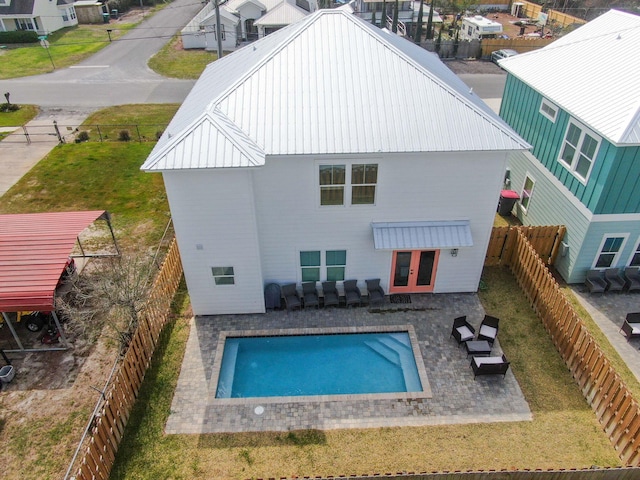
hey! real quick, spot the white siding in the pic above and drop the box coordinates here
[163,170,265,314]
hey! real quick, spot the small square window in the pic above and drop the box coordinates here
[212,266,235,285]
[539,99,557,122]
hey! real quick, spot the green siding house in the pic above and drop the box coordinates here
[497,9,640,284]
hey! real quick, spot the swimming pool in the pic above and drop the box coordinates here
[214,326,430,400]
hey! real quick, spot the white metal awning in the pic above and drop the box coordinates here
[371,221,473,250]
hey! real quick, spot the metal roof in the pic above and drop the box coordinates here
[371,221,473,249]
[0,211,106,312]
[142,9,529,172]
[500,9,640,146]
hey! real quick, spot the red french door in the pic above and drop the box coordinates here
[389,250,439,293]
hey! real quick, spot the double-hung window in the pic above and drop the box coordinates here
[319,165,345,206]
[212,266,235,285]
[593,235,627,269]
[520,175,535,212]
[351,164,378,205]
[559,121,600,182]
[629,239,640,267]
[300,250,346,281]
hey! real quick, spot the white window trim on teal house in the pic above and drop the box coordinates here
[558,119,600,184]
[299,249,347,282]
[318,162,378,207]
[628,237,640,267]
[539,98,558,122]
[592,234,629,269]
[519,173,535,214]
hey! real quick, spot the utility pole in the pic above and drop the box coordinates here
[214,0,223,58]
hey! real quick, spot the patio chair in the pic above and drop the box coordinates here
[451,316,475,346]
[620,312,640,341]
[366,278,385,306]
[343,279,362,307]
[321,281,340,308]
[302,282,319,309]
[624,267,640,292]
[470,354,510,379]
[585,269,608,294]
[477,315,499,345]
[281,283,301,312]
[604,268,625,292]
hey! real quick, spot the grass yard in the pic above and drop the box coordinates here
[148,35,218,79]
[109,266,621,480]
[0,105,39,126]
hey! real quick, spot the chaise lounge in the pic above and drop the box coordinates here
[470,354,510,379]
[604,268,625,292]
[621,313,640,341]
[585,269,608,293]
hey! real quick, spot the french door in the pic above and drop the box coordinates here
[389,250,439,293]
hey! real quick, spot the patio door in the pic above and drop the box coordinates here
[389,250,439,293]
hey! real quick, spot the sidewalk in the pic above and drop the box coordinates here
[0,107,94,197]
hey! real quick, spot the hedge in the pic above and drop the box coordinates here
[0,31,39,44]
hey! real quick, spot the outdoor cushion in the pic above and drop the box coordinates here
[456,326,474,342]
[632,325,640,335]
[474,356,504,366]
[479,325,497,339]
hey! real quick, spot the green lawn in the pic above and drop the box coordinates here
[109,266,622,479]
[0,104,39,126]
[148,35,218,79]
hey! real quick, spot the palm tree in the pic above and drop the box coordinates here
[414,0,424,43]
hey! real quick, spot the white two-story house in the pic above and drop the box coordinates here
[0,0,77,34]
[142,9,529,315]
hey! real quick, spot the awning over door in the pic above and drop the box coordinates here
[371,221,473,250]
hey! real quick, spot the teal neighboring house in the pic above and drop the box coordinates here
[498,9,640,284]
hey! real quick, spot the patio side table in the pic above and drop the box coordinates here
[464,340,492,358]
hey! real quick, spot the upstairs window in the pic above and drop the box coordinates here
[351,164,378,205]
[559,121,599,183]
[539,99,557,122]
[593,235,627,269]
[319,164,345,206]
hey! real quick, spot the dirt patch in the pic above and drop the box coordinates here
[444,58,505,75]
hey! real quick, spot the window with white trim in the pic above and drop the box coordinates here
[539,99,557,122]
[319,164,345,206]
[558,121,600,182]
[629,239,640,267]
[300,250,346,281]
[211,266,235,285]
[593,235,627,269]
[212,25,225,41]
[351,164,378,205]
[520,175,535,212]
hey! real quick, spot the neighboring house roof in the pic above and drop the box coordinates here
[142,9,529,171]
[500,9,640,146]
[201,5,240,25]
[225,0,266,12]
[0,0,35,15]
[254,0,308,27]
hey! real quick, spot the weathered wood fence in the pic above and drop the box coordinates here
[71,238,183,480]
[515,0,587,27]
[507,228,640,467]
[485,225,566,267]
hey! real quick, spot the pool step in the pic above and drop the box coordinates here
[364,340,401,366]
[377,337,422,392]
[215,340,239,398]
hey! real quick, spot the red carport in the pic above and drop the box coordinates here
[0,210,119,352]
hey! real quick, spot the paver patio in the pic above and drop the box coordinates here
[165,293,531,434]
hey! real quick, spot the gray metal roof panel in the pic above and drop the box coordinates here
[371,221,473,249]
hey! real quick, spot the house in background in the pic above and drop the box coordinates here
[0,0,77,34]
[142,9,529,315]
[181,0,317,51]
[498,10,640,284]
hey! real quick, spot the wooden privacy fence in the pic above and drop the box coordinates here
[508,229,640,466]
[485,225,566,267]
[71,238,183,480]
[515,0,587,27]
[480,37,554,57]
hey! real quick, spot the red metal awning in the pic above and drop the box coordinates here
[0,211,107,312]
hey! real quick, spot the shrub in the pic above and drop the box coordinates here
[118,129,131,141]
[0,31,39,44]
[155,130,164,140]
[75,130,90,143]
[0,103,20,112]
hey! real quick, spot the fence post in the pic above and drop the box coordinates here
[53,120,64,143]
[22,125,31,145]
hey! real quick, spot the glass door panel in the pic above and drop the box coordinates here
[416,251,435,286]
[393,251,412,287]
[389,250,439,293]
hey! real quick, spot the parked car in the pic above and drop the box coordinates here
[491,49,518,64]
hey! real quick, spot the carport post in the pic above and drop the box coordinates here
[1,312,24,350]
[51,311,69,347]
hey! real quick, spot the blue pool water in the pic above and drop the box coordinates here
[215,332,422,399]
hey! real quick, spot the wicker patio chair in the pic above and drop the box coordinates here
[302,282,319,309]
[585,269,608,294]
[451,316,475,346]
[624,267,640,292]
[281,283,301,312]
[321,281,340,307]
[477,315,499,345]
[604,268,625,292]
[365,278,385,306]
[343,279,362,307]
[621,313,640,340]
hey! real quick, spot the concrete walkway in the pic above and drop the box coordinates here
[166,293,531,434]
[0,107,93,196]
[571,286,640,382]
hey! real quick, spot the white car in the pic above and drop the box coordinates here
[491,49,518,64]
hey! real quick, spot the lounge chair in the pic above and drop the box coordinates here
[471,354,510,379]
[621,313,640,340]
[451,316,475,346]
[343,279,362,307]
[585,269,608,294]
[604,268,625,292]
[321,281,340,308]
[281,283,301,312]
[477,315,499,345]
[624,267,640,292]
[302,282,319,309]
[366,278,385,306]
